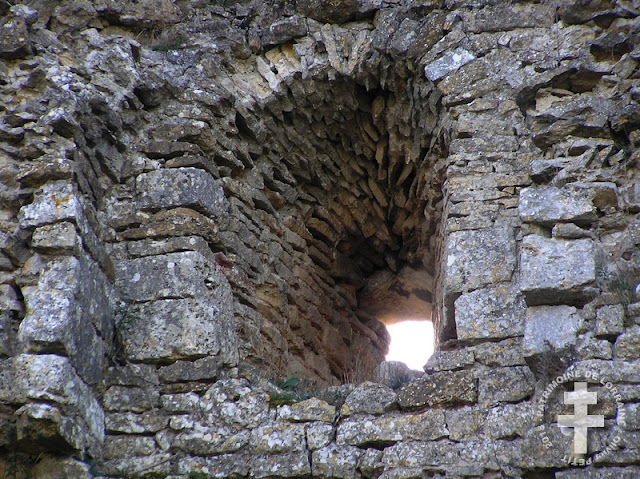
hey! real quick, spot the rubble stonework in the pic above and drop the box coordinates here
[1,0,639,477]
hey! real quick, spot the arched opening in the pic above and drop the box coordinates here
[357,265,435,371]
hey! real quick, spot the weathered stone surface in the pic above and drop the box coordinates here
[136,167,228,219]
[424,48,475,82]
[423,349,474,373]
[398,370,477,409]
[372,362,422,388]
[0,15,31,59]
[556,467,640,479]
[337,410,448,447]
[29,456,92,479]
[102,386,159,412]
[6,355,103,454]
[250,452,311,478]
[454,284,526,343]
[105,411,168,434]
[279,397,336,423]
[519,186,597,226]
[523,305,583,357]
[471,338,527,367]
[615,326,640,360]
[444,406,486,442]
[485,402,532,439]
[31,222,81,253]
[158,356,222,383]
[444,227,516,294]
[306,423,334,450]
[296,0,359,24]
[520,236,596,305]
[178,454,250,478]
[477,366,535,407]
[250,422,307,453]
[312,444,362,478]
[18,181,84,228]
[340,382,397,416]
[568,360,640,384]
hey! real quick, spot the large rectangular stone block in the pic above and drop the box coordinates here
[519,185,597,226]
[136,167,228,219]
[520,235,596,305]
[18,253,113,385]
[523,305,582,357]
[444,227,516,294]
[454,284,526,343]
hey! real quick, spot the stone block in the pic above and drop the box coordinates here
[0,312,13,357]
[398,370,477,409]
[18,181,84,228]
[555,466,640,479]
[567,359,640,384]
[136,167,228,219]
[29,456,93,479]
[520,235,596,305]
[478,366,535,407]
[485,402,533,439]
[337,410,448,447]
[178,454,250,478]
[371,361,422,388]
[595,304,625,338]
[444,227,516,294]
[104,435,158,458]
[424,48,475,82]
[340,382,397,416]
[102,386,160,412]
[519,185,597,226]
[250,422,307,453]
[423,349,474,373]
[18,253,113,384]
[158,356,222,383]
[575,332,613,360]
[31,222,81,253]
[454,284,526,343]
[8,354,104,453]
[471,338,526,367]
[250,452,310,478]
[118,297,236,364]
[105,412,168,434]
[523,305,582,358]
[615,326,640,360]
[173,422,249,455]
[279,397,336,423]
[0,15,31,59]
[15,403,84,453]
[306,423,334,450]
[444,407,485,441]
[312,444,362,478]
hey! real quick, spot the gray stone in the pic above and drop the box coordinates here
[471,338,527,367]
[337,410,448,447]
[575,332,613,360]
[158,356,222,383]
[31,222,81,253]
[136,167,228,219]
[615,326,640,360]
[485,402,533,439]
[29,456,92,479]
[567,359,640,384]
[444,406,486,441]
[454,284,526,343]
[102,386,159,412]
[556,467,640,479]
[104,435,158,458]
[0,15,31,59]
[178,454,250,478]
[160,392,201,413]
[477,366,535,407]
[262,16,308,46]
[595,304,626,338]
[18,181,84,228]
[340,382,397,416]
[250,422,307,453]
[552,222,594,239]
[312,444,362,478]
[7,354,104,453]
[297,0,359,24]
[114,251,227,302]
[105,412,168,434]
[306,423,334,450]
[250,452,311,478]
[424,349,474,373]
[279,397,336,423]
[424,48,475,82]
[398,370,477,409]
[619,402,640,431]
[519,186,597,226]
[523,305,583,357]
[444,227,516,294]
[0,312,13,357]
[520,235,596,305]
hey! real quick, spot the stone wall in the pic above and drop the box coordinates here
[0,0,639,477]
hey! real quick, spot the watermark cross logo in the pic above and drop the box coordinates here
[557,382,604,454]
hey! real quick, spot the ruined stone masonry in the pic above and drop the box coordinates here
[0,0,639,477]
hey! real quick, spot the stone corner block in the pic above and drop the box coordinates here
[518,186,597,226]
[136,167,228,219]
[444,227,516,295]
[520,235,596,306]
[523,305,582,358]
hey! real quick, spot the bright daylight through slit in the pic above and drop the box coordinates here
[385,320,434,371]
